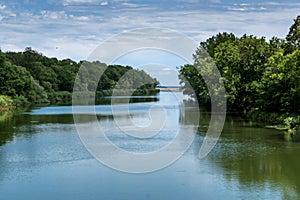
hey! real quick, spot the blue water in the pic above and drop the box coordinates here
[0,92,299,199]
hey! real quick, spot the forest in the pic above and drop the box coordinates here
[179,16,300,126]
[0,47,159,108]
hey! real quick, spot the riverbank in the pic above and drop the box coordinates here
[0,88,159,107]
[247,110,300,141]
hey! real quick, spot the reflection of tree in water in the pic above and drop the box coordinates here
[0,112,86,182]
[179,105,201,126]
[95,104,300,199]
[0,111,14,146]
[206,119,300,199]
[179,106,213,135]
[180,108,300,199]
[0,112,75,146]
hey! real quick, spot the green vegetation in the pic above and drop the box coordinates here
[0,95,14,112]
[0,47,159,108]
[179,15,300,125]
[284,116,300,141]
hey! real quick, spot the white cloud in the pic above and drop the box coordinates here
[240,3,250,6]
[162,67,172,71]
[101,1,108,6]
[0,4,6,10]
[40,10,68,20]
[62,0,100,6]
[121,2,139,8]
[64,0,99,3]
[9,13,16,17]
[0,4,17,20]
[210,0,221,3]
[262,2,282,6]
[41,38,99,61]
[227,4,269,12]
[0,1,299,62]
[139,64,180,85]
[76,16,90,21]
[228,7,247,11]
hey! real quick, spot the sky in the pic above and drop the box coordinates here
[0,0,299,85]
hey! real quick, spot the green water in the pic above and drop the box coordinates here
[0,93,299,200]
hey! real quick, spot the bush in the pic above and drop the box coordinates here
[247,110,283,124]
[284,116,300,130]
[0,95,13,107]
[49,91,72,104]
[12,95,29,106]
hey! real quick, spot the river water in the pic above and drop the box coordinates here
[0,92,300,200]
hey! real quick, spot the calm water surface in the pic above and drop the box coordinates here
[0,92,300,200]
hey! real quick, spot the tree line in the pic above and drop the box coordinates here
[179,15,300,123]
[0,47,159,106]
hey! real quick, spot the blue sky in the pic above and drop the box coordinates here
[0,0,299,85]
[0,0,299,61]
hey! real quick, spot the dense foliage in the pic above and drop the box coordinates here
[0,95,12,107]
[179,16,300,121]
[0,48,159,105]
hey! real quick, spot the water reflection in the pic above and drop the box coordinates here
[206,116,300,199]
[0,92,300,199]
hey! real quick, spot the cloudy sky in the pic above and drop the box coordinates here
[0,0,299,84]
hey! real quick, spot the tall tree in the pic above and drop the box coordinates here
[195,32,236,59]
[257,50,300,113]
[0,57,47,103]
[285,15,300,54]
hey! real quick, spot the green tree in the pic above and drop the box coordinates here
[258,50,300,113]
[180,34,273,113]
[196,32,236,59]
[285,15,300,54]
[0,57,47,103]
[2,49,159,104]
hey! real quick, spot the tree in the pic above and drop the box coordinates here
[211,35,271,112]
[0,58,47,103]
[179,16,300,117]
[285,15,300,54]
[180,34,273,113]
[257,50,300,113]
[28,61,58,92]
[1,48,159,104]
[195,32,236,59]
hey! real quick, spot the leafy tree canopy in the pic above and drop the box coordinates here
[179,15,300,116]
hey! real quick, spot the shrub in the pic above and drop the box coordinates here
[0,95,13,107]
[284,116,300,130]
[12,95,29,106]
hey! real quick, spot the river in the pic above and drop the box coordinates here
[0,92,300,199]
